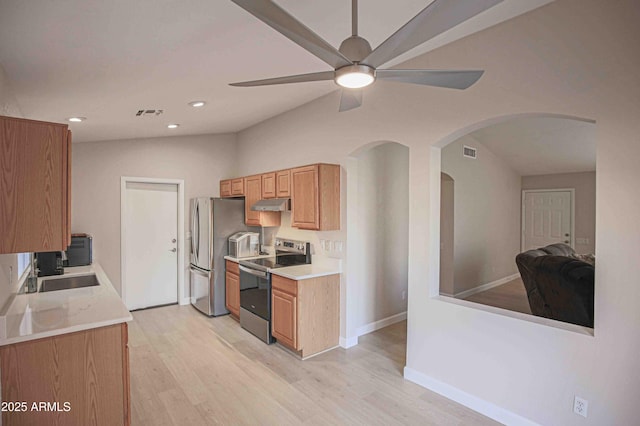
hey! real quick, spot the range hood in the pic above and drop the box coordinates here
[250,198,290,212]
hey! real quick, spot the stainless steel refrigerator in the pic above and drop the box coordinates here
[190,197,247,316]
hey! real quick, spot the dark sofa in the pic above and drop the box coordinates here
[515,243,594,328]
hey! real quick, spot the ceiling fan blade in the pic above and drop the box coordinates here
[376,69,484,89]
[230,71,335,87]
[231,0,352,69]
[362,0,503,68]
[339,89,362,112]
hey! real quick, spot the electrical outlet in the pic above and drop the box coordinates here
[320,239,327,251]
[326,240,333,251]
[574,396,588,418]
[334,241,343,252]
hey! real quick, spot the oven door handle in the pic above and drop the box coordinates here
[239,265,268,279]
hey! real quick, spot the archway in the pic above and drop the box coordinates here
[431,113,596,329]
[344,141,410,355]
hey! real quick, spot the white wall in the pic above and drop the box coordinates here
[235,0,640,424]
[354,142,409,330]
[0,62,23,310]
[72,133,237,298]
[441,135,521,295]
[522,171,596,253]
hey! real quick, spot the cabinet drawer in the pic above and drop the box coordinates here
[226,260,239,276]
[272,274,298,296]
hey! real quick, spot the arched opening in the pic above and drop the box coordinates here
[344,141,410,362]
[433,113,596,330]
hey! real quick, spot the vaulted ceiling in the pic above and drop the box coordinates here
[0,0,551,142]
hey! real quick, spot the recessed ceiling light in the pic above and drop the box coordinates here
[167,124,179,129]
[67,117,86,123]
[188,101,206,108]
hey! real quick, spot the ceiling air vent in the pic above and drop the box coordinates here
[463,145,477,159]
[135,109,164,117]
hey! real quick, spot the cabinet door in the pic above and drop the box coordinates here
[262,172,276,199]
[231,178,245,196]
[276,170,291,198]
[291,165,319,230]
[0,116,70,253]
[244,175,262,226]
[225,271,240,317]
[220,179,232,197]
[272,289,297,350]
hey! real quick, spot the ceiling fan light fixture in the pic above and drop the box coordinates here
[335,65,375,89]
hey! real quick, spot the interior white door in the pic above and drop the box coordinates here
[522,190,572,251]
[124,182,178,310]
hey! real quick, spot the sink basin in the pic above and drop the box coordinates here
[40,274,100,292]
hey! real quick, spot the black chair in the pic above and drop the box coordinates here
[516,244,594,328]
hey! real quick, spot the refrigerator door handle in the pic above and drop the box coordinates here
[190,265,210,277]
[191,203,197,264]
[194,201,200,265]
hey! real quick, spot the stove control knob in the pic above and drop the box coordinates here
[275,240,281,246]
[297,243,304,250]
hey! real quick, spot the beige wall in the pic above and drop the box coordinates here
[0,63,23,310]
[354,142,409,329]
[441,135,521,294]
[72,134,237,298]
[235,0,640,424]
[439,173,454,296]
[522,171,596,253]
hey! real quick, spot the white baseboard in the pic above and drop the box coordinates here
[403,367,539,426]
[454,273,520,300]
[339,335,358,348]
[179,297,190,306]
[356,311,407,337]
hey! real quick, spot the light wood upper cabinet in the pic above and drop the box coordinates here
[271,274,339,358]
[231,178,244,196]
[220,179,232,197]
[244,175,280,227]
[0,323,130,425]
[221,178,245,198]
[276,169,291,198]
[291,164,340,231]
[261,172,276,199]
[0,115,72,253]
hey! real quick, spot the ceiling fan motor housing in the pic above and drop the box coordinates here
[338,36,372,63]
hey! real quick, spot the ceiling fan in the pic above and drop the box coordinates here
[230,0,503,111]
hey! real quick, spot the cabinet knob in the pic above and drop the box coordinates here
[170,248,177,252]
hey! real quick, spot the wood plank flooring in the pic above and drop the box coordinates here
[463,277,531,315]
[129,305,498,425]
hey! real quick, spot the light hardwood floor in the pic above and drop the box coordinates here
[463,277,531,315]
[129,305,498,425]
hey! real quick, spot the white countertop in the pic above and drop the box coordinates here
[270,264,341,280]
[0,263,132,346]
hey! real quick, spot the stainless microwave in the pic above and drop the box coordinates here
[228,232,259,258]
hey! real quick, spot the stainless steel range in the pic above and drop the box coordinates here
[238,238,311,344]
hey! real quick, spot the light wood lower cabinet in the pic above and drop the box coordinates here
[271,274,340,358]
[0,323,130,426]
[225,260,240,318]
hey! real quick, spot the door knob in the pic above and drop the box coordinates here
[172,238,177,243]
[170,248,177,252]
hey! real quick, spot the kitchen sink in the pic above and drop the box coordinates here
[39,274,100,292]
